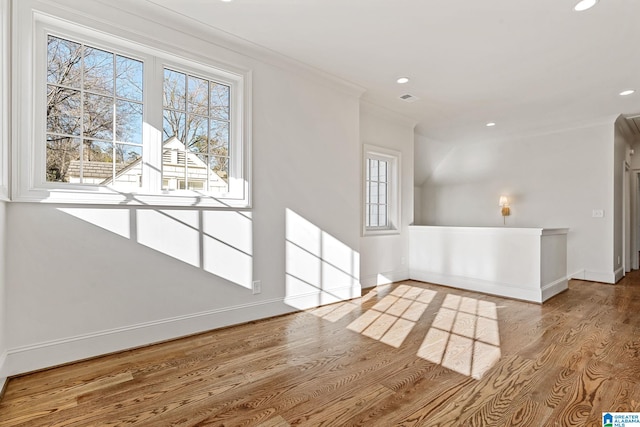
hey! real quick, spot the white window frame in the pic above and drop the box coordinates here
[363,144,400,236]
[12,5,252,208]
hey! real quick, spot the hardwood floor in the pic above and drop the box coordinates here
[1,272,640,426]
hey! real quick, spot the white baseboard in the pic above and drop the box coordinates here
[409,269,568,303]
[541,277,569,301]
[569,269,586,280]
[614,267,625,283]
[570,269,617,284]
[0,350,7,394]
[3,285,360,377]
[283,284,362,310]
[360,269,409,288]
[410,269,543,303]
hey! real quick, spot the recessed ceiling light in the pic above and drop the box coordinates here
[396,77,409,84]
[620,89,636,96]
[486,122,496,127]
[221,0,233,2]
[574,0,598,11]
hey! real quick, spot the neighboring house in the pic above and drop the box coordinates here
[67,136,228,192]
[158,137,228,192]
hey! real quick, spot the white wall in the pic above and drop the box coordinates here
[359,102,415,287]
[414,133,453,225]
[0,201,7,388]
[4,0,362,376]
[419,123,617,283]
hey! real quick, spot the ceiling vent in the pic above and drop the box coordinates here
[399,93,419,103]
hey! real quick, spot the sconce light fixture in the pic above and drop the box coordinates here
[499,196,510,224]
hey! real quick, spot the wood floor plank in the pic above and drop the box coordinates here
[2,273,640,426]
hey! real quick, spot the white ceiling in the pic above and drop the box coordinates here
[143,0,640,144]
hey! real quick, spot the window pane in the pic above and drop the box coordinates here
[47,36,81,87]
[46,137,80,182]
[116,100,143,144]
[163,110,186,142]
[84,46,114,95]
[370,204,379,227]
[82,140,113,184]
[83,140,112,162]
[370,160,378,182]
[379,160,387,182]
[47,86,81,136]
[210,82,230,120]
[83,93,113,140]
[188,153,209,191]
[164,69,186,110]
[186,115,208,153]
[188,75,208,116]
[209,156,229,192]
[379,205,388,227]
[116,55,143,101]
[209,120,229,155]
[379,183,387,204]
[162,148,184,190]
[369,181,378,204]
[114,144,142,188]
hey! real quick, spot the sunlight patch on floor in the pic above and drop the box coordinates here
[417,294,501,379]
[346,285,437,348]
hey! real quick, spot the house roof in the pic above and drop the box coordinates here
[100,136,227,185]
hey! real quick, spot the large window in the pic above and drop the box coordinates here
[363,145,400,235]
[14,10,251,207]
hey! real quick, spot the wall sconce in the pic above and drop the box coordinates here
[499,196,510,224]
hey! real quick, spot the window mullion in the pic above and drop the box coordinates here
[144,57,163,194]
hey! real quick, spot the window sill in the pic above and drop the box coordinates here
[12,187,250,209]
[363,227,401,237]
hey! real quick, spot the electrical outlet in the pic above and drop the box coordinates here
[252,280,261,295]
[592,209,604,218]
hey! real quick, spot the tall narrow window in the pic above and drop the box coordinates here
[46,35,143,189]
[363,145,400,235]
[366,158,389,228]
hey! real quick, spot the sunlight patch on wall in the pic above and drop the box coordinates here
[202,210,253,289]
[58,208,131,239]
[347,285,436,348]
[417,294,501,379]
[137,209,201,268]
[285,209,360,310]
[58,207,254,289]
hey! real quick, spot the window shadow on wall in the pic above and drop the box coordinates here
[284,208,360,310]
[57,193,253,289]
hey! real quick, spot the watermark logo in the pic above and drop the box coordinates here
[603,412,640,427]
[604,413,613,427]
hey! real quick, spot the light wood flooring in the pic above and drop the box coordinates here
[1,272,640,426]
